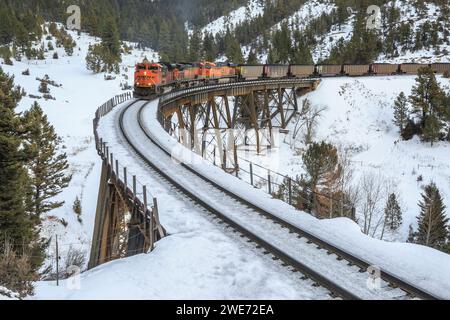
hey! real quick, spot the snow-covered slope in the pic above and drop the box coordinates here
[200,0,265,37]
[0,23,158,273]
[244,75,450,242]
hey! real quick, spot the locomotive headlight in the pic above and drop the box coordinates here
[144,72,147,75]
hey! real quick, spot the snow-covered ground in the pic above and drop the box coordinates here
[242,76,450,242]
[141,97,450,299]
[34,100,330,300]
[0,24,158,273]
[35,95,450,300]
[199,0,265,37]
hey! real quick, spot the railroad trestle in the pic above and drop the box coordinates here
[158,79,320,171]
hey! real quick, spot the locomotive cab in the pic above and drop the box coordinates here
[197,61,216,79]
[134,60,165,98]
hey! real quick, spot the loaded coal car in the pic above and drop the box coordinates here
[315,65,343,77]
[289,65,315,78]
[264,65,289,79]
[399,63,428,75]
[431,63,450,74]
[343,64,371,76]
[370,63,399,75]
[236,65,264,80]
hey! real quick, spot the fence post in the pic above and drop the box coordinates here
[143,185,148,251]
[250,162,254,186]
[115,160,119,181]
[268,170,272,194]
[123,167,128,193]
[110,153,114,175]
[55,235,59,287]
[133,175,137,196]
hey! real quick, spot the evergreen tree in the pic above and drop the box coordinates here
[246,49,259,64]
[393,92,410,133]
[0,68,45,280]
[384,193,403,231]
[85,44,103,73]
[202,32,217,61]
[415,182,449,249]
[22,103,72,218]
[423,113,443,146]
[302,142,338,214]
[410,67,445,130]
[86,17,122,74]
[158,21,172,61]
[224,29,244,63]
[189,27,202,61]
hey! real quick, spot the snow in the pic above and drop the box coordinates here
[137,93,450,299]
[0,287,19,300]
[33,99,331,300]
[199,0,265,37]
[242,76,450,243]
[0,23,158,272]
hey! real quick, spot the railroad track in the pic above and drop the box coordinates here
[117,98,440,301]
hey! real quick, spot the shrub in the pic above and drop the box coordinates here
[0,243,37,298]
[73,197,82,223]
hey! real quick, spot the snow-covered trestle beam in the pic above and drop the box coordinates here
[158,79,320,170]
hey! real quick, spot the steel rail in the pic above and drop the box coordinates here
[113,79,442,300]
[155,82,442,300]
[118,99,360,300]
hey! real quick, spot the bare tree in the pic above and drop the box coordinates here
[358,172,387,237]
[290,99,327,149]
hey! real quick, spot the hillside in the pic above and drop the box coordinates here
[0,23,157,284]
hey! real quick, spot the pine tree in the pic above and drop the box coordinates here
[189,27,202,61]
[384,193,403,231]
[225,37,244,64]
[22,102,72,219]
[415,182,449,249]
[202,32,217,61]
[423,113,443,146]
[247,49,259,64]
[407,224,416,243]
[410,67,445,129]
[0,68,46,277]
[38,80,49,94]
[158,20,172,61]
[302,142,338,214]
[393,92,409,133]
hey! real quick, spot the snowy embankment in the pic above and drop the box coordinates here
[139,98,450,299]
[34,100,330,300]
[0,25,157,272]
[245,76,450,243]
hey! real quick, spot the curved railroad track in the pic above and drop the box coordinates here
[114,95,441,300]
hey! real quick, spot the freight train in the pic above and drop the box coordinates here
[134,59,450,99]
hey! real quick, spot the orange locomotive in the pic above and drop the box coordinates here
[134,59,236,99]
[134,59,170,98]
